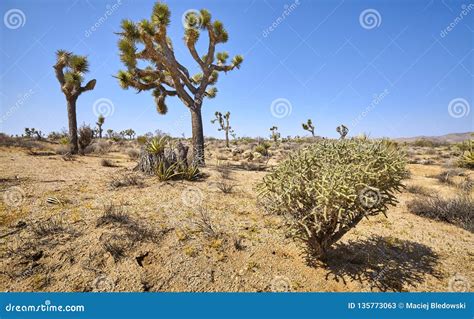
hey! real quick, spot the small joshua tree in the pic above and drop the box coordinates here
[96,114,105,139]
[302,119,315,137]
[123,129,136,140]
[54,50,96,154]
[211,111,234,148]
[106,129,114,139]
[116,2,243,165]
[270,126,280,143]
[336,124,348,140]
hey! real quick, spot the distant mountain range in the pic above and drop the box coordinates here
[394,132,473,143]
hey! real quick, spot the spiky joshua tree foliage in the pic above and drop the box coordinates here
[211,111,234,148]
[336,124,348,140]
[96,114,105,138]
[116,2,243,165]
[302,119,315,137]
[54,50,96,154]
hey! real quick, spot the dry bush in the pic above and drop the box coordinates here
[406,184,431,196]
[215,180,236,194]
[127,148,140,160]
[78,125,93,153]
[431,169,464,185]
[109,172,144,189]
[100,159,117,167]
[407,195,473,232]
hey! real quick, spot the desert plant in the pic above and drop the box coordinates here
[255,142,270,156]
[122,129,136,140]
[336,124,348,139]
[136,136,148,145]
[270,126,280,143]
[302,119,315,137]
[78,124,94,152]
[211,111,234,148]
[257,138,407,260]
[407,195,473,232]
[54,50,96,154]
[96,114,105,138]
[106,129,114,139]
[116,2,243,165]
[457,140,474,169]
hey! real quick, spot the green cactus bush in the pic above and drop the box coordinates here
[457,140,474,169]
[257,138,407,260]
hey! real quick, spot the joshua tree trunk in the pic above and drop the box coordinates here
[98,127,102,139]
[225,129,229,148]
[191,107,205,166]
[67,97,79,154]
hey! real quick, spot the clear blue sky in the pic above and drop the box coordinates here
[0,0,472,139]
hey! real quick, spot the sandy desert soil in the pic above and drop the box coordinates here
[0,140,472,292]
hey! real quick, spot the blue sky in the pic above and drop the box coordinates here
[0,0,472,139]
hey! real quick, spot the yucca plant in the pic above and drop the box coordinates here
[156,162,181,181]
[146,136,168,155]
[257,138,407,260]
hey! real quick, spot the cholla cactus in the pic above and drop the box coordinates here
[96,115,105,139]
[270,126,280,143]
[54,50,96,154]
[211,111,234,148]
[302,119,315,137]
[336,124,348,139]
[258,138,406,260]
[115,2,243,165]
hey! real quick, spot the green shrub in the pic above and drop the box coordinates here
[255,142,271,156]
[257,138,407,260]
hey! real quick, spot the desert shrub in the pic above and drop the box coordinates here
[457,146,474,169]
[101,159,116,167]
[127,148,140,160]
[78,124,94,152]
[109,172,143,189]
[136,136,148,145]
[257,138,407,260]
[407,195,473,232]
[136,137,200,181]
[405,184,430,196]
[215,180,236,194]
[255,142,271,156]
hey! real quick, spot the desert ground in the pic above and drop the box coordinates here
[0,136,472,292]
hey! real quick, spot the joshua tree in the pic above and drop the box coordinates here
[270,126,280,143]
[123,129,136,140]
[54,50,96,154]
[211,111,234,148]
[302,119,315,137]
[106,129,114,139]
[115,2,243,165]
[336,124,349,139]
[96,114,105,138]
[24,128,43,140]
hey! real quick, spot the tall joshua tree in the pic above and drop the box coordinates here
[54,50,96,154]
[270,126,280,143]
[116,2,243,165]
[336,124,349,139]
[96,114,105,138]
[302,119,315,137]
[211,111,233,148]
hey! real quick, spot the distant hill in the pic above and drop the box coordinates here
[394,132,473,143]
